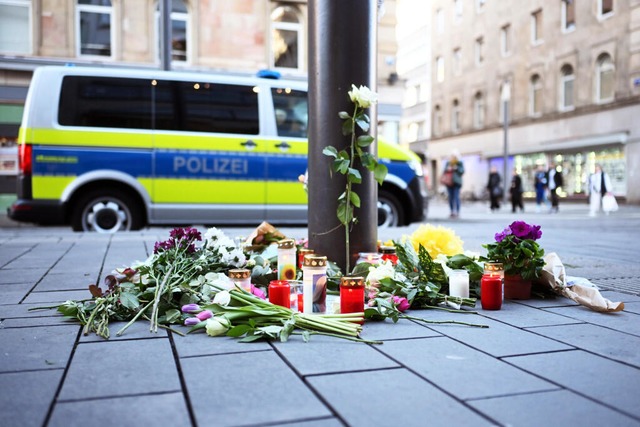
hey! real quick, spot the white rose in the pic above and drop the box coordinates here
[205,317,231,337]
[348,84,378,109]
[365,260,396,288]
[213,290,231,306]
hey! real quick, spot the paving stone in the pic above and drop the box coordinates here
[0,325,78,372]
[623,302,640,315]
[0,303,63,319]
[0,244,33,268]
[600,291,640,303]
[378,336,557,400]
[58,338,180,400]
[527,323,640,368]
[22,289,92,304]
[505,350,640,419]
[78,320,168,342]
[49,392,191,427]
[33,272,93,292]
[415,309,573,357]
[468,389,640,427]
[273,334,398,376]
[172,328,271,358]
[544,306,640,337]
[0,267,47,284]
[308,368,494,427]
[360,316,442,341]
[510,295,579,308]
[268,418,344,427]
[103,240,148,270]
[2,316,75,328]
[4,243,71,269]
[0,369,64,427]
[0,282,32,304]
[182,351,331,426]
[476,300,581,328]
[49,242,108,277]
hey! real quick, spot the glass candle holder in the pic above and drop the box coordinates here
[277,239,296,280]
[297,248,314,269]
[228,268,251,292]
[340,276,365,316]
[302,255,327,313]
[448,269,469,298]
[379,246,398,265]
[481,274,503,310]
[268,280,291,308]
[484,262,504,280]
[356,252,383,265]
[289,280,303,312]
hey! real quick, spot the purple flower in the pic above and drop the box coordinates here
[529,224,542,240]
[196,310,213,321]
[184,317,200,326]
[170,227,185,240]
[181,303,201,313]
[392,296,411,312]
[510,221,532,239]
[251,285,266,300]
[495,227,511,243]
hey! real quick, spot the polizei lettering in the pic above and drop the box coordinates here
[173,156,248,176]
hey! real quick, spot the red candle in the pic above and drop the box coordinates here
[481,274,503,310]
[380,246,398,265]
[340,276,365,316]
[269,280,291,308]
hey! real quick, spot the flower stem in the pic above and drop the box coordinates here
[421,305,479,314]
[116,300,154,336]
[401,314,488,328]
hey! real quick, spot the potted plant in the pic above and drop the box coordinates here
[482,221,545,299]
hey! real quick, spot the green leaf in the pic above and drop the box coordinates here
[338,111,351,119]
[347,168,362,183]
[374,163,388,185]
[239,333,266,343]
[357,135,374,147]
[337,201,353,226]
[356,117,370,132]
[164,308,181,323]
[227,324,253,337]
[360,152,375,169]
[119,292,140,310]
[302,330,311,342]
[350,191,361,208]
[322,146,338,158]
[333,158,350,174]
[342,120,353,136]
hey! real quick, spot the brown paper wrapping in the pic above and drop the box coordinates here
[534,252,624,313]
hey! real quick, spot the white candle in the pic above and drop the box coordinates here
[449,270,469,298]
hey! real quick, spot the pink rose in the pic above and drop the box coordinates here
[392,296,410,312]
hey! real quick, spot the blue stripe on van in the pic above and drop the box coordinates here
[32,146,153,177]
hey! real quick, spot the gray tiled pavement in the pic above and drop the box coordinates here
[1,199,640,426]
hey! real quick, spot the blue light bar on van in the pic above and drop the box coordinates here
[257,70,281,79]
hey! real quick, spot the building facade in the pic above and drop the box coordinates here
[421,0,640,203]
[0,0,403,180]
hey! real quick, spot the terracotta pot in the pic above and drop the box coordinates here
[504,274,532,300]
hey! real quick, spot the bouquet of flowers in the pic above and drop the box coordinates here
[482,221,545,280]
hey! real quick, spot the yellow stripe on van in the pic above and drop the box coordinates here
[32,176,74,199]
[267,182,307,204]
[29,129,152,148]
[152,179,267,204]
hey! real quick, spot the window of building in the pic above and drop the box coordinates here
[271,5,303,71]
[596,53,615,102]
[436,8,445,34]
[531,9,542,44]
[436,56,445,83]
[561,0,575,32]
[452,99,461,133]
[453,48,462,75]
[433,105,442,136]
[272,87,308,138]
[77,0,113,57]
[407,122,419,142]
[0,0,32,54]
[560,64,574,110]
[500,24,510,56]
[598,0,613,18]
[454,0,463,23]
[476,0,486,13]
[473,92,485,129]
[156,0,189,63]
[474,37,484,65]
[499,82,510,124]
[529,74,543,116]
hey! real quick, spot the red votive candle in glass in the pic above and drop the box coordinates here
[269,280,291,308]
[481,274,503,310]
[380,246,398,265]
[340,276,365,316]
[298,248,314,269]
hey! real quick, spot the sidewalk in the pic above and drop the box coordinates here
[1,207,640,426]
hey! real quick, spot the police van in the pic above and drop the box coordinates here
[9,66,426,232]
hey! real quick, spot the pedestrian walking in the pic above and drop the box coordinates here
[510,168,524,213]
[547,162,563,213]
[534,165,549,213]
[588,164,614,216]
[487,166,502,212]
[441,150,464,218]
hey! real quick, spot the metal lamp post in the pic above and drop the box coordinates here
[501,81,511,191]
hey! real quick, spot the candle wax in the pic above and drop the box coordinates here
[269,282,291,308]
[481,275,502,310]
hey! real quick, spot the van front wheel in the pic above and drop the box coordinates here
[71,190,142,233]
[378,191,404,228]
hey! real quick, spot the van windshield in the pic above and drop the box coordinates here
[271,87,307,138]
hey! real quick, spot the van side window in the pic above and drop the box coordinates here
[155,81,259,135]
[58,76,153,129]
[271,88,308,138]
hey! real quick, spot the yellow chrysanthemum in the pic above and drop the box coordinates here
[408,224,464,259]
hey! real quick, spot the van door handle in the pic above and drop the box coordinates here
[275,142,290,151]
[240,140,257,150]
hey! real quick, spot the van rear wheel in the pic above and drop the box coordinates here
[378,191,404,228]
[71,190,142,233]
